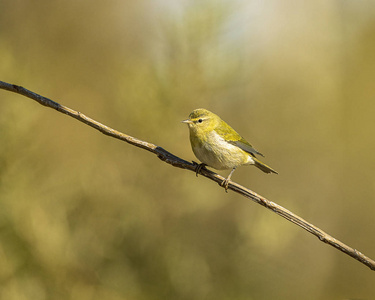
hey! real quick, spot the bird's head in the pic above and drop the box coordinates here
[182,108,220,135]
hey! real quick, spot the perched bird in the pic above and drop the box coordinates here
[182,108,277,191]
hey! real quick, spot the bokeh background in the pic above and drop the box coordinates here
[1,1,375,299]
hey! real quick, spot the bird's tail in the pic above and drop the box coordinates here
[253,157,278,174]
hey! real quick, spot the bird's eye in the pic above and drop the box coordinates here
[198,119,203,123]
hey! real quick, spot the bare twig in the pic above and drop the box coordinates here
[1,80,374,271]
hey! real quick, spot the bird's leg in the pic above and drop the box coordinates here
[221,167,236,192]
[194,162,207,177]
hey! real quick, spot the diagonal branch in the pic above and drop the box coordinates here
[1,80,374,271]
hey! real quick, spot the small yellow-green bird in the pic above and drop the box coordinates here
[182,108,277,191]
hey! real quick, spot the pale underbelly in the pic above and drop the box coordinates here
[193,143,254,170]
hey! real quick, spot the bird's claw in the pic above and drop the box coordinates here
[194,162,206,177]
[221,178,230,193]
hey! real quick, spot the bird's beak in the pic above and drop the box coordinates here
[181,119,193,124]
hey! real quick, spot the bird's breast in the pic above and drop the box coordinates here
[191,131,253,170]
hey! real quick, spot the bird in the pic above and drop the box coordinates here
[182,108,277,191]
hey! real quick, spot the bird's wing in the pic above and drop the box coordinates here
[230,138,264,157]
[215,120,264,157]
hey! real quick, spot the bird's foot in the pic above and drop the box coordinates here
[221,178,230,193]
[220,168,235,193]
[193,162,206,177]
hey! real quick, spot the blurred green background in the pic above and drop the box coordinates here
[1,1,375,299]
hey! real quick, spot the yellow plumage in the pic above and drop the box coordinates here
[182,108,277,191]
